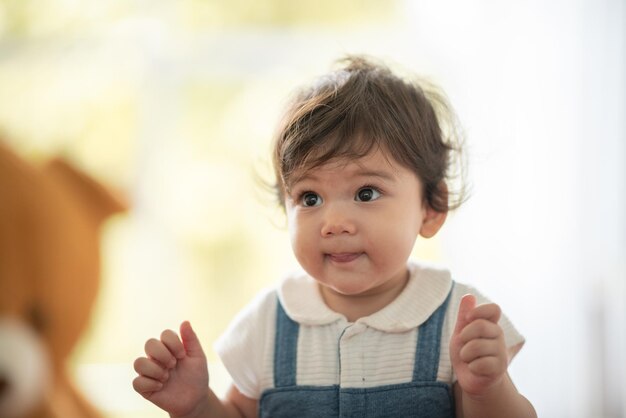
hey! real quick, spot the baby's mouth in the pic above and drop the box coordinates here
[326,252,363,263]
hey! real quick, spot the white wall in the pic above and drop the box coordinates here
[408,1,625,417]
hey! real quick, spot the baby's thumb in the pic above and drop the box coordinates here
[180,321,205,358]
[453,294,477,335]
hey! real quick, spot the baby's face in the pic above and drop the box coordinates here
[284,150,428,299]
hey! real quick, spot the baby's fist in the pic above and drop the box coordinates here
[450,295,508,397]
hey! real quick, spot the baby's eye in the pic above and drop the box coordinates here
[301,192,323,207]
[355,187,381,202]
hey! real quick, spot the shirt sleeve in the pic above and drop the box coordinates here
[213,288,277,400]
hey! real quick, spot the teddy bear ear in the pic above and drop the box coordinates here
[43,158,127,225]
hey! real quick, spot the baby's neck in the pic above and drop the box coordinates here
[318,273,409,322]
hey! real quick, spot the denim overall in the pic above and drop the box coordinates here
[259,287,455,418]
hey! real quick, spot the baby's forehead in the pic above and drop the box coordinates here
[288,150,404,185]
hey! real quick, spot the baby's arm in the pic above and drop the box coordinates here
[450,295,537,418]
[132,321,258,418]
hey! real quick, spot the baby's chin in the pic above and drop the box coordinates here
[316,277,383,298]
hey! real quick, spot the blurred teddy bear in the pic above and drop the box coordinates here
[0,141,125,418]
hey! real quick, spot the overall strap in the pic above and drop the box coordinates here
[412,282,454,382]
[273,298,300,387]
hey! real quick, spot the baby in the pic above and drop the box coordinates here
[133,56,536,418]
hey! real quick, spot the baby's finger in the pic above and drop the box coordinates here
[468,355,507,377]
[161,328,186,359]
[453,294,477,335]
[133,375,164,396]
[459,338,502,364]
[145,338,176,368]
[133,357,170,382]
[458,319,502,343]
[467,302,501,324]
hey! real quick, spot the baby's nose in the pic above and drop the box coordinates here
[320,205,356,236]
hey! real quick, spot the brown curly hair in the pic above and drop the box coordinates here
[272,55,466,213]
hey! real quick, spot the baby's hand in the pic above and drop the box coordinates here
[450,295,508,398]
[133,321,209,417]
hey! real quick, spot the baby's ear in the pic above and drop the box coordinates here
[419,182,448,238]
[419,206,447,238]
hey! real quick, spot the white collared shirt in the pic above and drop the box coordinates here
[215,261,525,400]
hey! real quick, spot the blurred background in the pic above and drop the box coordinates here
[0,0,624,417]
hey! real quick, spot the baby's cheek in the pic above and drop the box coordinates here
[379,225,418,255]
[291,236,322,273]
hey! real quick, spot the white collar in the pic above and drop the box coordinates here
[277,261,453,333]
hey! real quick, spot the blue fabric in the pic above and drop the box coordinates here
[273,300,299,387]
[260,285,455,418]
